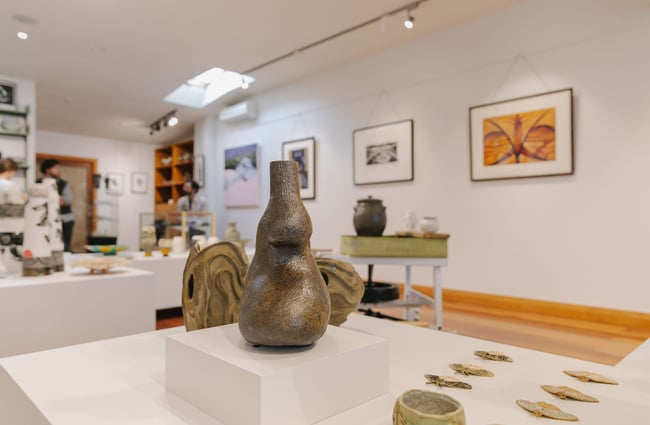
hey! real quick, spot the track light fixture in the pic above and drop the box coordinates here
[149,109,178,135]
[404,11,415,29]
[242,0,427,75]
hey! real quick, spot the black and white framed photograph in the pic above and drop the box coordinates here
[0,81,16,108]
[193,154,205,188]
[131,172,147,194]
[106,172,124,195]
[353,119,414,185]
[282,137,316,200]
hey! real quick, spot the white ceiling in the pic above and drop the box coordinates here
[1,0,522,144]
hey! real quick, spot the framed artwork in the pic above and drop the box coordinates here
[0,81,16,107]
[224,143,259,207]
[282,137,315,200]
[353,119,414,185]
[106,172,124,195]
[131,172,147,194]
[193,154,205,188]
[469,88,574,181]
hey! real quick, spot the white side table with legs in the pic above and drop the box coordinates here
[328,255,448,330]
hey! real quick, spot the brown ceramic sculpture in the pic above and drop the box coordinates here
[182,241,248,331]
[316,257,364,326]
[238,160,330,346]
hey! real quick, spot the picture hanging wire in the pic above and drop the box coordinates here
[290,113,310,139]
[489,53,552,102]
[365,89,401,126]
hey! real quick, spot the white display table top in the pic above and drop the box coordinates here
[1,315,649,424]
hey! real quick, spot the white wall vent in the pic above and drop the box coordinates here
[218,100,257,123]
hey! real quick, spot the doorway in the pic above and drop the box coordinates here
[35,154,97,253]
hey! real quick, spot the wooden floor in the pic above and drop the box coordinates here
[157,302,648,366]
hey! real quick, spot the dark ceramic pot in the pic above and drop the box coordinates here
[353,196,387,237]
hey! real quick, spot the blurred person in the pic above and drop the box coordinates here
[0,158,27,216]
[37,159,74,251]
[177,180,209,239]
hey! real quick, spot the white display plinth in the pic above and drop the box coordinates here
[166,324,388,425]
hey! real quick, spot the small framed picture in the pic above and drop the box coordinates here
[131,172,147,194]
[282,137,315,200]
[0,81,16,107]
[469,88,574,181]
[353,119,414,185]
[106,172,124,195]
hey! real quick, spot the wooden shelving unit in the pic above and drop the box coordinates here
[154,140,193,212]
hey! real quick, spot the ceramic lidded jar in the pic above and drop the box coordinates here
[353,196,387,237]
[238,160,330,346]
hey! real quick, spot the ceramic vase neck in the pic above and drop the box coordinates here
[269,161,301,202]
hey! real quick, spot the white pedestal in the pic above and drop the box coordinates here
[166,324,388,425]
[0,267,155,357]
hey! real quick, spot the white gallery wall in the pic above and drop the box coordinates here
[200,0,650,313]
[36,130,156,249]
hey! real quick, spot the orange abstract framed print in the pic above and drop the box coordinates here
[469,88,573,181]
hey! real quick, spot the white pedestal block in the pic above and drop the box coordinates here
[166,323,388,425]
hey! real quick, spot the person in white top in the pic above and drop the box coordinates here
[0,158,27,216]
[177,180,209,238]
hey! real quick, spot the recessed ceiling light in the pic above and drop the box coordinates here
[17,32,29,40]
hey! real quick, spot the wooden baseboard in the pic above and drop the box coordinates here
[409,285,650,333]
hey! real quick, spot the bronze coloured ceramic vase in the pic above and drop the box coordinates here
[238,160,331,346]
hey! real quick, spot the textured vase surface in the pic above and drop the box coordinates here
[238,160,330,346]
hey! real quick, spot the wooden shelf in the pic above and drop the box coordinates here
[154,140,193,211]
[0,130,28,138]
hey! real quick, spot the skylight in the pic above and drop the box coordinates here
[164,68,254,109]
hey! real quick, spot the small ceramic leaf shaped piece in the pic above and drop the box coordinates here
[449,363,494,377]
[516,399,579,421]
[541,385,599,402]
[563,370,619,384]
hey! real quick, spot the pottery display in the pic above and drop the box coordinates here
[353,196,387,237]
[22,184,52,276]
[238,160,331,347]
[72,256,130,274]
[404,210,417,232]
[171,235,185,254]
[316,257,364,326]
[420,216,440,234]
[224,222,241,241]
[158,237,173,256]
[393,389,466,425]
[140,225,156,256]
[42,178,65,272]
[181,241,249,331]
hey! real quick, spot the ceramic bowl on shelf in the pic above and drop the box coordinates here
[85,245,128,255]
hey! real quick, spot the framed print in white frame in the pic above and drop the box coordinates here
[282,137,315,200]
[353,119,414,185]
[106,172,124,195]
[131,172,147,194]
[469,88,574,181]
